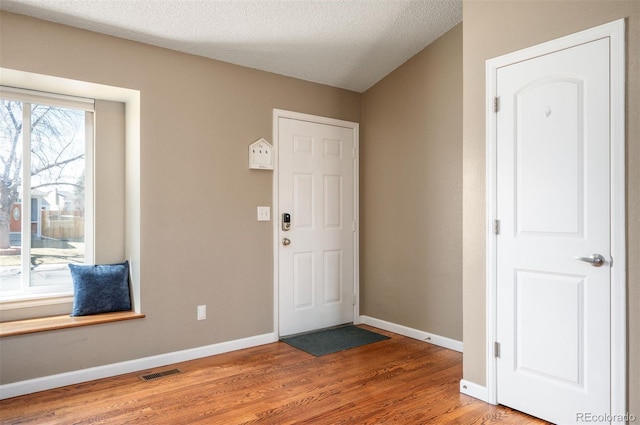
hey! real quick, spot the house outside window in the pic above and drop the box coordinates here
[0,87,94,302]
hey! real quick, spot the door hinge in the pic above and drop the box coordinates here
[493,96,500,113]
[493,219,501,235]
[352,294,357,306]
[494,341,501,358]
[352,147,356,159]
[352,221,356,232]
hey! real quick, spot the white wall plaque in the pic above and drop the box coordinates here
[249,138,273,170]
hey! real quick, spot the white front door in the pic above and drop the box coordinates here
[277,114,357,336]
[495,38,611,423]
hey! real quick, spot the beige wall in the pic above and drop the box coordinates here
[94,100,126,265]
[361,24,463,341]
[462,0,639,414]
[0,11,361,384]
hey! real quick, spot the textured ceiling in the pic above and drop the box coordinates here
[0,0,462,92]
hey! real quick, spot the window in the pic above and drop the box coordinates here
[0,87,94,302]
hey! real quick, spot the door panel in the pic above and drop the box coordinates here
[323,175,342,228]
[496,38,610,424]
[516,79,583,236]
[515,270,584,384]
[293,174,313,228]
[323,250,342,303]
[279,117,355,336]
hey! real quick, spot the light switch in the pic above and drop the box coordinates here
[257,206,270,221]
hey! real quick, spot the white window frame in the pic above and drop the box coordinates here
[0,86,95,306]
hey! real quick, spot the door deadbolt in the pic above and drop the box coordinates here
[282,213,291,231]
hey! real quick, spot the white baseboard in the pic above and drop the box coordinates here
[0,332,276,400]
[459,379,490,403]
[359,315,463,352]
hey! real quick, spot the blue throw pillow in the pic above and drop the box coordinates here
[69,261,131,316]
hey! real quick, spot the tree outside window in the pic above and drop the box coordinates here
[0,95,91,298]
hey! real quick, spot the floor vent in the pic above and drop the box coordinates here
[139,369,182,382]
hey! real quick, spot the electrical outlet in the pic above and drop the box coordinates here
[257,206,270,221]
[197,305,206,320]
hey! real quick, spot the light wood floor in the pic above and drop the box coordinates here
[1,325,550,424]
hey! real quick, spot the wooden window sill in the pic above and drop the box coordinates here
[0,311,145,338]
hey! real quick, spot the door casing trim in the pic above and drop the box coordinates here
[272,109,360,339]
[484,19,626,417]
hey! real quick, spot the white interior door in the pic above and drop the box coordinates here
[495,38,611,423]
[277,115,357,337]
